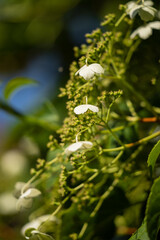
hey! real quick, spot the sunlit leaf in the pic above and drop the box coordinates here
[129,220,149,240]
[4,77,38,100]
[146,176,160,240]
[147,140,160,174]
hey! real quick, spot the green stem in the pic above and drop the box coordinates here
[115,13,127,27]
[103,130,160,152]
[0,100,24,119]
[0,100,59,131]
[120,78,157,116]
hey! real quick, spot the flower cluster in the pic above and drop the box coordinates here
[127,1,157,21]
[64,63,104,156]
[126,0,160,39]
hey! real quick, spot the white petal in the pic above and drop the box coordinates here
[126,2,141,18]
[65,141,93,155]
[74,104,99,115]
[89,63,104,74]
[88,104,99,113]
[16,198,33,211]
[74,105,89,114]
[131,25,152,39]
[21,188,41,199]
[139,6,156,21]
[14,182,26,198]
[79,66,95,80]
[126,1,138,10]
[81,141,93,149]
[138,26,153,39]
[21,215,58,236]
[130,29,139,39]
[75,65,87,76]
[148,21,160,30]
[65,142,83,155]
[144,1,154,7]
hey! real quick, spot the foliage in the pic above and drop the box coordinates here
[1,1,160,240]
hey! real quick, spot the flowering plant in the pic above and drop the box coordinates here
[2,0,160,239]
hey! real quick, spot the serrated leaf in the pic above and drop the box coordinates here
[4,77,38,100]
[129,220,149,240]
[146,176,160,240]
[147,140,160,174]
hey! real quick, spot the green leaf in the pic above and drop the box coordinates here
[147,140,160,174]
[128,220,150,240]
[146,176,160,240]
[4,77,38,100]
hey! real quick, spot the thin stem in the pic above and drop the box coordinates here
[51,195,70,217]
[120,78,157,116]
[0,100,59,131]
[90,178,120,218]
[103,130,160,152]
[115,13,127,27]
[78,223,88,239]
[125,39,141,64]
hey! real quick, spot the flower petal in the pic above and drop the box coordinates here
[131,25,152,40]
[65,141,93,155]
[16,198,33,211]
[74,104,99,115]
[75,65,87,76]
[81,141,93,149]
[144,1,154,7]
[130,29,139,39]
[21,215,58,237]
[65,142,83,155]
[138,26,153,39]
[74,105,89,114]
[88,104,99,113]
[148,21,160,30]
[21,188,41,199]
[89,63,104,74]
[79,66,95,80]
[139,6,156,21]
[126,2,141,19]
[13,182,26,199]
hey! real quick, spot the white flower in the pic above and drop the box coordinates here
[16,187,41,211]
[75,63,104,80]
[130,21,160,39]
[127,1,157,21]
[74,104,99,115]
[21,215,58,239]
[65,141,93,156]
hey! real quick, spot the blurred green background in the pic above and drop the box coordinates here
[0,0,114,239]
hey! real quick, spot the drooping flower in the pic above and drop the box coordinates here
[16,185,41,211]
[65,141,93,156]
[74,104,99,115]
[127,1,157,21]
[75,63,104,80]
[21,215,58,239]
[130,21,160,39]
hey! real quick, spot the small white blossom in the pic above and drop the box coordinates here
[16,186,41,211]
[127,1,157,21]
[21,215,57,239]
[74,104,99,115]
[65,141,93,156]
[130,21,160,39]
[75,63,104,80]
